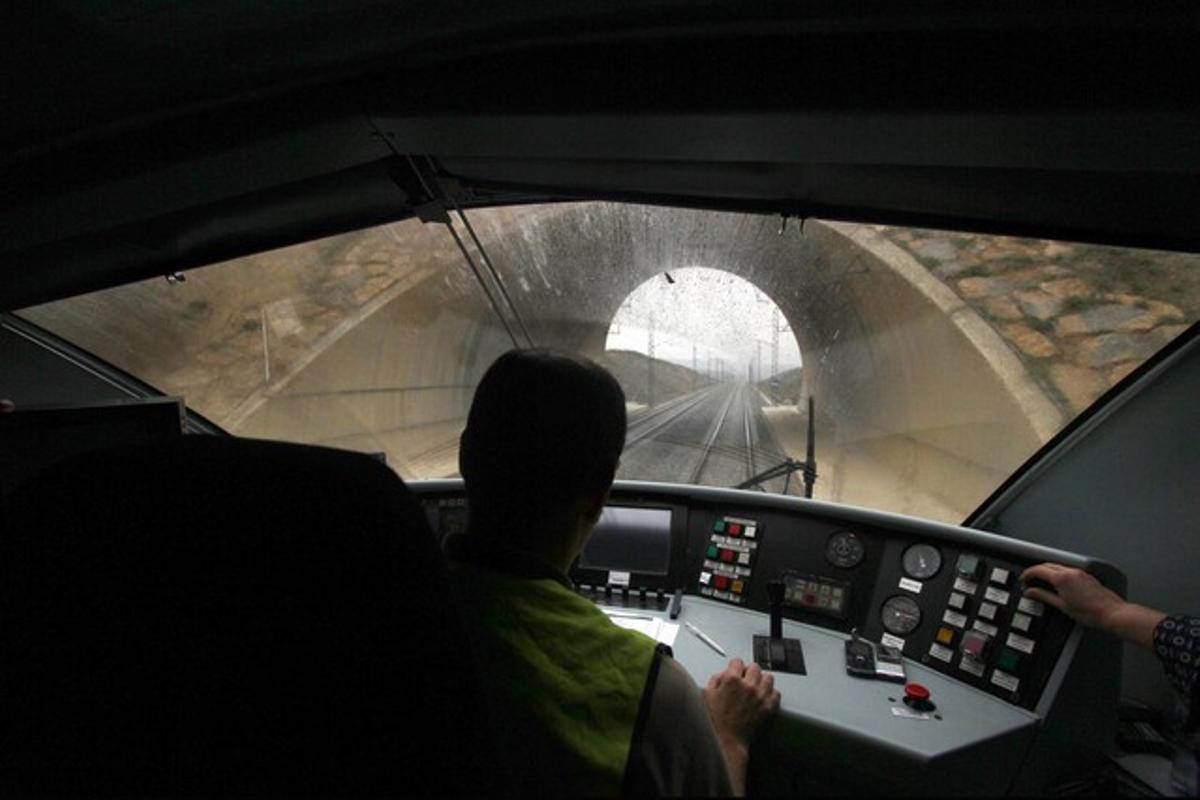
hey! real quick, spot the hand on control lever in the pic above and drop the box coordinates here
[1020,563,1165,650]
[704,658,781,797]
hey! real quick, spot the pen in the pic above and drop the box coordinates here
[684,621,726,656]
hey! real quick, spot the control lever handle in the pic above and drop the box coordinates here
[767,579,785,640]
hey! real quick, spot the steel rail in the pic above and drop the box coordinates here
[687,384,740,484]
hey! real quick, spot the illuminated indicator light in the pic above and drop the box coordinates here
[714,575,729,590]
[996,648,1022,672]
[732,580,745,594]
[720,549,736,563]
[699,572,712,585]
[713,520,727,533]
[706,545,719,559]
[737,551,751,565]
[728,523,742,536]
[962,630,992,659]
[743,525,757,539]
[935,627,956,645]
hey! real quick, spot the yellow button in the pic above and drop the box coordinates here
[936,626,955,645]
[732,580,745,594]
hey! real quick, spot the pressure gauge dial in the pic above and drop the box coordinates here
[825,530,865,569]
[902,543,943,580]
[881,595,923,636]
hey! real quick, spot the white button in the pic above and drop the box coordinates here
[943,610,968,628]
[699,572,712,585]
[737,551,751,565]
[1007,632,1036,654]
[1017,597,1045,616]
[990,567,1010,585]
[991,670,1020,692]
[953,577,979,595]
[973,620,999,638]
[743,525,756,539]
[929,643,954,663]
[984,586,1011,605]
[1011,612,1032,632]
[959,657,985,677]
[948,592,966,609]
[978,602,998,620]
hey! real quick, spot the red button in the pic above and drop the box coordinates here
[715,575,729,590]
[904,683,931,703]
[720,549,736,562]
[728,523,742,536]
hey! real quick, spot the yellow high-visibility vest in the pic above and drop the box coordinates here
[448,561,659,796]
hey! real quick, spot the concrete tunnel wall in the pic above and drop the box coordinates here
[235,203,1060,516]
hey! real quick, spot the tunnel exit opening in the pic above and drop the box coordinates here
[603,267,803,408]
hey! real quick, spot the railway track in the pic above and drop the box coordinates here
[623,385,721,450]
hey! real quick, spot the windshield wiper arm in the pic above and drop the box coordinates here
[734,396,817,497]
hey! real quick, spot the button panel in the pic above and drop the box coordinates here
[697,516,760,605]
[919,550,1065,708]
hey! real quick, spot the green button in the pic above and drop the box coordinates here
[714,520,727,533]
[957,554,981,578]
[996,648,1022,672]
[706,544,719,559]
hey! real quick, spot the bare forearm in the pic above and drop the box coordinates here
[1103,602,1168,651]
[717,735,748,797]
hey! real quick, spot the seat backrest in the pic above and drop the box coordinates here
[1,434,502,795]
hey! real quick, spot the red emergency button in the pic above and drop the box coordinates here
[720,549,736,562]
[903,683,935,712]
[714,575,730,590]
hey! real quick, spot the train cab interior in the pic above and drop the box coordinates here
[2,3,1198,796]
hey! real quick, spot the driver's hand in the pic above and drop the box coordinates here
[1020,563,1124,630]
[703,658,780,748]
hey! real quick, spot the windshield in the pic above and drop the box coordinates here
[19,202,1200,522]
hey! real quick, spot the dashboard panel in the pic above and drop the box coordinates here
[416,479,1124,794]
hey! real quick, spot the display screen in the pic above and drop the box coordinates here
[579,506,672,575]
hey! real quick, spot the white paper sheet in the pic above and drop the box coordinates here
[605,612,680,648]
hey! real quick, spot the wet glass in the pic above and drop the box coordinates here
[19,203,1200,523]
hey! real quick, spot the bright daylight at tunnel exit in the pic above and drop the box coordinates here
[21,202,1200,524]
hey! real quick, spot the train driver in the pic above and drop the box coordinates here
[443,349,780,796]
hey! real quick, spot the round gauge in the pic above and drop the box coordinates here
[825,530,865,569]
[881,595,923,636]
[902,543,943,580]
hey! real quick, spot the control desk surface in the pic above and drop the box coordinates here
[415,479,1124,795]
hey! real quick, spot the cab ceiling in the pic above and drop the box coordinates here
[2,1,1198,310]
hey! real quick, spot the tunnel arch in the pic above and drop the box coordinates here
[230,201,1061,517]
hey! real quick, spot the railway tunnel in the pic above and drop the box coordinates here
[222,202,1062,520]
